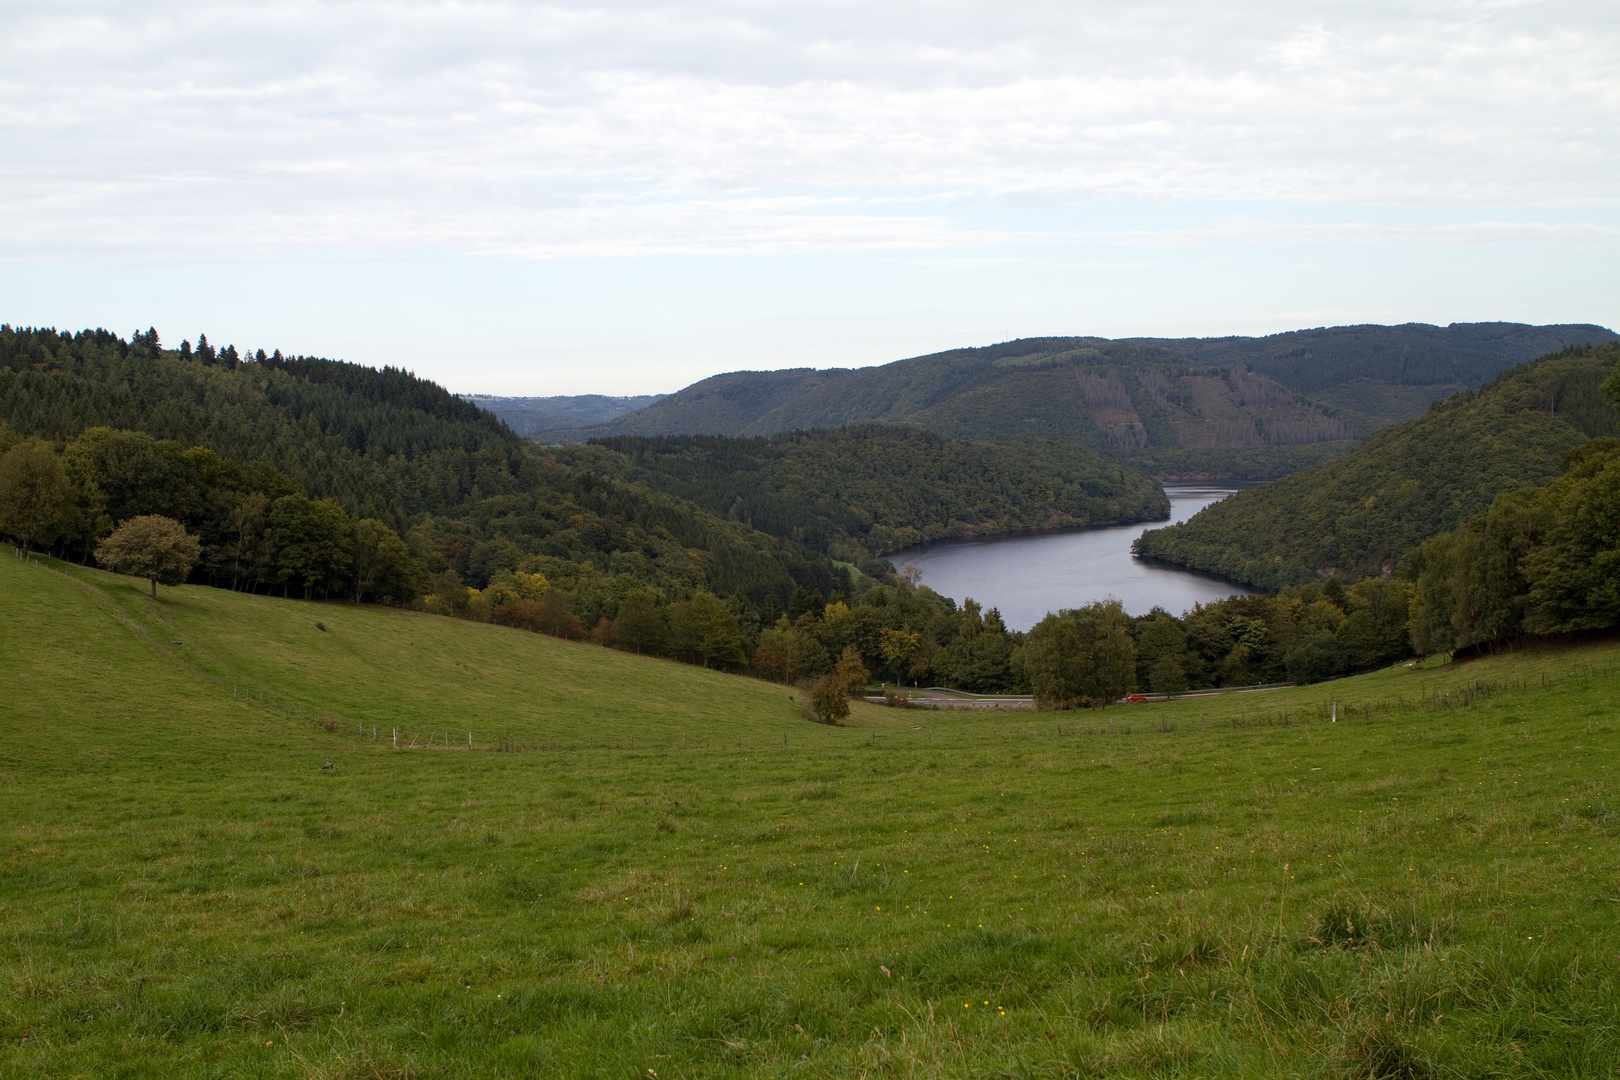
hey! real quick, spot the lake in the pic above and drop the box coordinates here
[891,486,1255,630]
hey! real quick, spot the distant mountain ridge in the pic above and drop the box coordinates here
[530,322,1617,479]
[467,393,666,437]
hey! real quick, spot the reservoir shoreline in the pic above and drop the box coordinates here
[890,484,1259,631]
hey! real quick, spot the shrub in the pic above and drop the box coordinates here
[808,674,848,724]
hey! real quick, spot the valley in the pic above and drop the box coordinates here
[5,322,1620,1078]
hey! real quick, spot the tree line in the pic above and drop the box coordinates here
[0,415,1427,703]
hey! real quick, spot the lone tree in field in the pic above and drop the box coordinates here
[96,515,201,597]
[809,646,870,724]
[0,441,76,558]
[1023,599,1136,710]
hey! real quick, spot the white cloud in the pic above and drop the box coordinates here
[2,0,1617,260]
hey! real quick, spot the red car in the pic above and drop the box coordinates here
[1126,694,1148,702]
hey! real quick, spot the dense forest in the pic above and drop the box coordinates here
[566,426,1167,561]
[0,324,1419,702]
[7,324,1615,705]
[527,323,1615,480]
[0,325,848,610]
[1133,345,1620,589]
[1404,379,1620,657]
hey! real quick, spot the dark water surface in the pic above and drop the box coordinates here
[891,487,1256,631]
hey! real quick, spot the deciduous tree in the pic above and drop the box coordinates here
[1023,600,1136,709]
[96,515,200,597]
[271,495,351,600]
[612,592,667,655]
[350,517,416,603]
[0,441,76,558]
[668,590,746,668]
[832,645,869,697]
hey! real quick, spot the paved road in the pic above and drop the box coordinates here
[863,691,1034,710]
[862,681,1293,711]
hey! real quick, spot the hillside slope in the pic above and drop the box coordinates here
[570,426,1168,557]
[1132,344,1620,589]
[535,323,1615,478]
[0,326,848,604]
[0,553,819,751]
[7,549,1620,1078]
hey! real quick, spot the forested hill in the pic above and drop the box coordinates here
[535,322,1615,480]
[0,325,846,605]
[466,393,666,438]
[1132,344,1620,590]
[561,427,1168,561]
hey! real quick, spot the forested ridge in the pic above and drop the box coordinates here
[8,324,1617,703]
[0,324,847,609]
[535,323,1614,480]
[569,426,1167,560]
[1133,345,1620,590]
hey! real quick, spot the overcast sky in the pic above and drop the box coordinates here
[3,1,1617,393]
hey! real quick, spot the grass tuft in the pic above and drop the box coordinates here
[1308,900,1451,951]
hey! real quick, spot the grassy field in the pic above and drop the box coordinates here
[3,552,1620,1078]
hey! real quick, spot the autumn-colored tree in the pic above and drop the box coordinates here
[879,625,925,677]
[833,645,869,696]
[808,674,849,724]
[807,645,869,723]
[96,515,201,597]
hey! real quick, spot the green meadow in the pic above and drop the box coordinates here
[4,551,1620,1078]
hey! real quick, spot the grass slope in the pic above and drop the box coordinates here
[5,554,1620,1077]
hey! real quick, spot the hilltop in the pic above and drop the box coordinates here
[531,322,1616,479]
